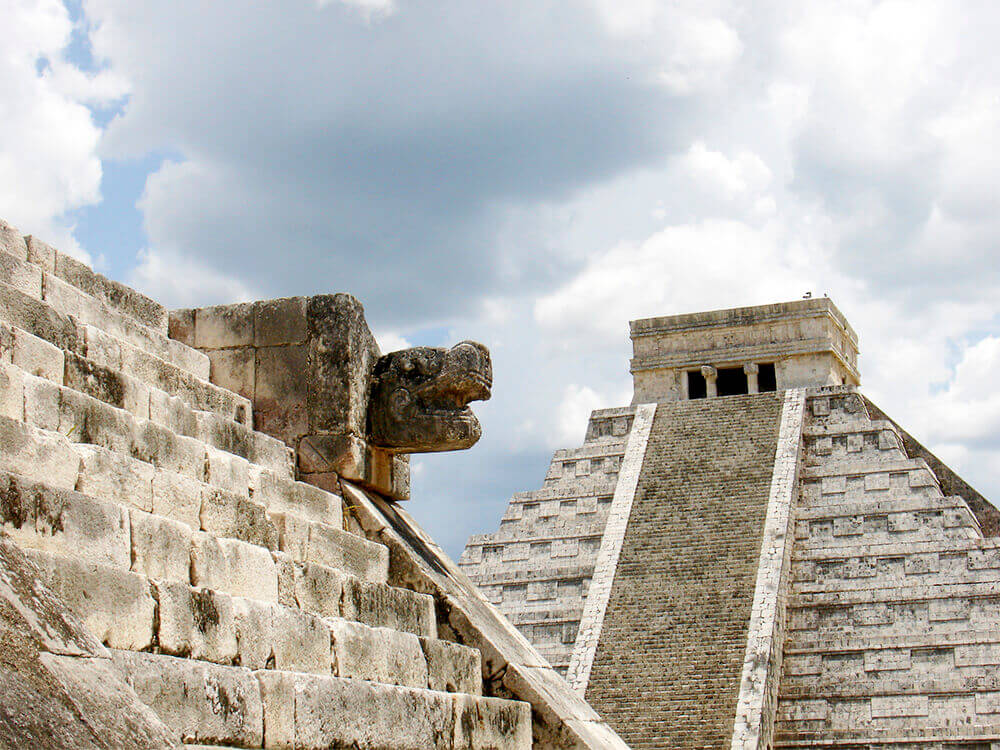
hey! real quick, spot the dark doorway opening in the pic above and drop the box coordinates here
[758,363,777,392]
[687,370,707,399]
[717,367,748,397]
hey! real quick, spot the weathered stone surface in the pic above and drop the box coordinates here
[0,251,43,299]
[340,573,436,638]
[167,309,195,347]
[113,650,263,747]
[232,597,331,674]
[206,347,254,401]
[51,251,167,332]
[153,581,238,663]
[77,444,155,512]
[452,693,532,750]
[0,361,25,421]
[421,636,482,695]
[190,533,278,602]
[273,512,388,583]
[130,510,192,581]
[328,618,428,687]
[200,487,277,549]
[293,560,345,618]
[194,302,254,350]
[0,280,82,353]
[23,369,60,430]
[12,324,62,380]
[25,235,57,271]
[0,415,80,490]
[0,219,28,260]
[369,341,492,453]
[254,296,308,348]
[28,549,155,650]
[254,342,309,444]
[151,468,202,528]
[0,472,131,569]
[257,469,342,527]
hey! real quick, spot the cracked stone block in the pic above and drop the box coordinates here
[153,580,238,664]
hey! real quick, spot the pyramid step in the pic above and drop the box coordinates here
[0,463,386,591]
[6,362,292,476]
[774,719,1000,746]
[803,427,908,465]
[795,494,979,521]
[112,651,531,749]
[793,522,979,550]
[23,545,468,693]
[0,273,208,380]
[785,628,1000,656]
[10,235,168,332]
[801,456,938,481]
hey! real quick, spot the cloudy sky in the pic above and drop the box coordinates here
[4,0,1000,557]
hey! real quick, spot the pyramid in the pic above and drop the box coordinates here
[0,218,626,749]
[462,298,1000,748]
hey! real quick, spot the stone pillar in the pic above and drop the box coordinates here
[744,362,759,394]
[702,365,718,398]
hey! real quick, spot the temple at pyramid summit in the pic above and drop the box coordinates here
[461,298,1000,748]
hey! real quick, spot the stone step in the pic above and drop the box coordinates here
[0,464,386,589]
[1,320,252,427]
[779,670,1000,699]
[794,520,980,550]
[801,456,938,481]
[782,644,1000,684]
[795,494,979,522]
[775,720,1000,745]
[802,418,901,438]
[802,428,907,465]
[790,579,1000,607]
[806,391,871,423]
[7,234,169,332]
[1,272,208,381]
[20,544,471,695]
[4,362,292,477]
[785,628,1000,656]
[112,650,531,749]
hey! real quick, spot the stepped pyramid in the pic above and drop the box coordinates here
[461,298,1000,748]
[0,218,626,749]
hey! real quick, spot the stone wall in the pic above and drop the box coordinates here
[583,393,784,748]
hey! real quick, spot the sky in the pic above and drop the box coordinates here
[3,0,1000,559]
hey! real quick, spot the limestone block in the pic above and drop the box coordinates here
[0,362,24,421]
[190,532,279,602]
[132,422,207,481]
[0,322,12,362]
[80,324,121,370]
[233,597,331,674]
[0,415,80,490]
[294,561,346,618]
[254,296,308,347]
[153,580,238,663]
[272,510,311,562]
[308,520,389,583]
[168,309,196,347]
[292,673,455,750]
[0,219,28,260]
[329,618,427,687]
[148,388,197,436]
[452,693,532,749]
[204,445,250,495]
[52,251,167,332]
[12,325,62,380]
[871,695,928,718]
[254,670,297,749]
[258,469,342,527]
[340,575,436,638]
[76,444,154,512]
[130,509,192,581]
[421,637,482,695]
[152,469,202,528]
[58,387,133,454]
[200,487,277,549]
[0,281,82,353]
[207,346,255,400]
[0,473,131,569]
[113,650,263,747]
[28,549,155,649]
[23,372,60,430]
[273,550,297,607]
[42,271,102,323]
[25,235,56,271]
[254,343,309,444]
[231,596,276,669]
[272,605,332,675]
[0,239,43,298]
[195,302,254,349]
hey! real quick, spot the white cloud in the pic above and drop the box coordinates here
[129,247,258,309]
[374,331,412,353]
[315,0,395,20]
[0,0,117,262]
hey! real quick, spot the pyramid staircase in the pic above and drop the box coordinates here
[0,228,531,748]
[774,388,1000,749]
